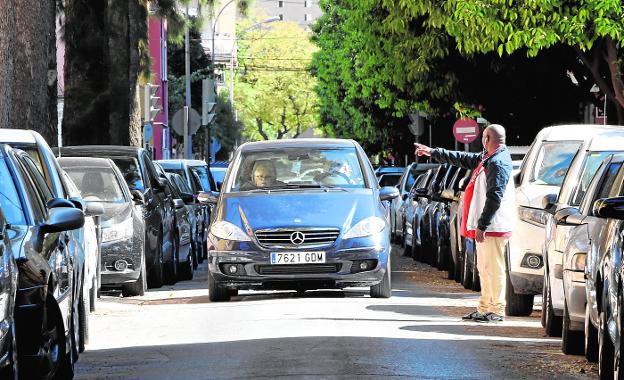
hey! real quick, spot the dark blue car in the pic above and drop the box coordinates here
[206,139,399,301]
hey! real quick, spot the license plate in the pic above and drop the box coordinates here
[270,252,325,265]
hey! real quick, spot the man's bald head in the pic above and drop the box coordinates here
[485,124,506,144]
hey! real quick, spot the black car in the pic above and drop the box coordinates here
[59,157,147,297]
[207,139,399,301]
[0,144,85,378]
[417,164,448,265]
[56,146,176,288]
[437,167,467,280]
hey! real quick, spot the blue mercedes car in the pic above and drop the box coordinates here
[206,139,399,301]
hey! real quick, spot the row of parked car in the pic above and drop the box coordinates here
[389,124,624,378]
[0,129,220,379]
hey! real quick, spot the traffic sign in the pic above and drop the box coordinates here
[452,118,479,143]
[171,107,201,136]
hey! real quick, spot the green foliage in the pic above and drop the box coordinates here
[235,20,321,140]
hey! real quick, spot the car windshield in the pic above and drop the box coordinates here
[229,147,366,192]
[111,157,144,191]
[0,158,26,224]
[189,165,213,192]
[65,167,127,203]
[530,141,581,186]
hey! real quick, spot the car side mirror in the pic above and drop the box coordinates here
[198,191,219,205]
[156,176,168,190]
[40,207,85,234]
[513,172,521,187]
[593,196,624,219]
[85,202,105,217]
[554,207,582,226]
[379,186,400,201]
[47,198,75,209]
[542,193,557,213]
[180,192,195,204]
[414,188,429,199]
[131,190,145,205]
[173,199,185,209]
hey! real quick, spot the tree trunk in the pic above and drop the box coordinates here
[256,118,269,140]
[127,0,147,147]
[3,0,57,143]
[63,0,110,146]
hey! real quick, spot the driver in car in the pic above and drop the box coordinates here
[241,160,285,190]
[315,160,356,185]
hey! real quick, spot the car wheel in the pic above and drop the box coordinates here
[89,275,97,313]
[471,257,481,292]
[370,258,392,298]
[586,303,599,362]
[403,231,412,257]
[122,256,147,297]
[148,235,164,289]
[78,288,89,353]
[462,245,473,290]
[505,271,534,316]
[229,289,239,297]
[599,296,614,378]
[562,299,584,355]
[164,232,179,285]
[0,320,18,380]
[198,232,206,264]
[208,270,230,302]
[543,274,562,337]
[179,246,195,281]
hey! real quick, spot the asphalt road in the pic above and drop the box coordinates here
[75,247,595,380]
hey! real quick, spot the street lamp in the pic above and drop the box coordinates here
[228,16,281,110]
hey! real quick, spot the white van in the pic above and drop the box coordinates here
[506,125,623,316]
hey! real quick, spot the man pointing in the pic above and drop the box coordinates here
[415,124,515,322]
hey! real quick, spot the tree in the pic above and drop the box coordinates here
[235,21,320,140]
[0,0,58,143]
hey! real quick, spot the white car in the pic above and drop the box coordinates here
[506,125,623,316]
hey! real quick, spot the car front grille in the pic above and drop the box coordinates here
[254,228,340,248]
[256,263,341,275]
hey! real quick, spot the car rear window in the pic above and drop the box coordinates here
[65,167,127,203]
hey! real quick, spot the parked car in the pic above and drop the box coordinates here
[157,159,217,260]
[419,164,452,266]
[0,206,18,378]
[541,133,624,337]
[59,157,147,297]
[587,193,624,377]
[164,172,197,280]
[390,162,439,243]
[438,167,468,280]
[206,139,399,301]
[378,173,402,187]
[374,165,404,180]
[402,169,435,261]
[507,125,622,317]
[0,144,86,378]
[56,146,176,288]
[0,129,96,360]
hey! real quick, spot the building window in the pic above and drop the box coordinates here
[304,14,312,21]
[279,14,284,20]
[304,0,311,7]
[278,0,283,7]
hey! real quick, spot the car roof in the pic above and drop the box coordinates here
[58,145,143,157]
[239,138,357,151]
[537,124,623,142]
[0,129,40,144]
[58,156,114,168]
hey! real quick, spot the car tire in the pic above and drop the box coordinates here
[543,275,562,337]
[164,232,179,285]
[148,235,165,289]
[462,247,473,290]
[179,247,195,281]
[598,296,614,379]
[197,234,205,264]
[78,288,89,353]
[586,303,599,362]
[208,270,231,302]
[122,256,147,297]
[89,275,97,313]
[403,232,412,257]
[471,258,481,292]
[191,241,199,270]
[229,289,239,297]
[505,271,534,316]
[0,320,18,380]
[370,267,392,298]
[48,294,74,380]
[562,299,584,355]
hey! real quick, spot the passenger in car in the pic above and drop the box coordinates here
[241,160,285,189]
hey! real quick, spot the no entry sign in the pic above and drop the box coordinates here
[452,118,479,144]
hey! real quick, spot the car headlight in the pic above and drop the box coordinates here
[210,221,251,241]
[101,218,133,242]
[344,217,386,239]
[569,252,587,271]
[518,206,549,226]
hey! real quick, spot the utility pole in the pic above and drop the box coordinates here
[184,4,192,159]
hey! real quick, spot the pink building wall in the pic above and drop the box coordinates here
[148,16,169,159]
